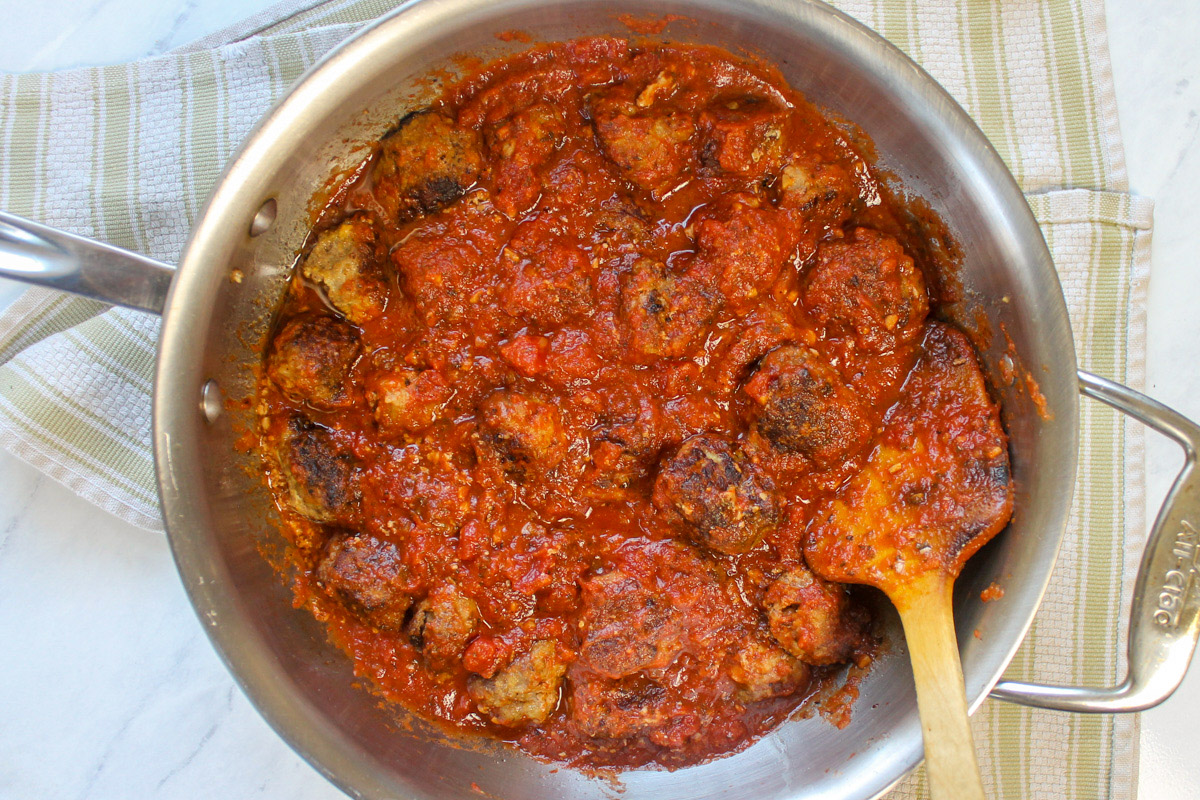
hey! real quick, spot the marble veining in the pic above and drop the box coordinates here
[0,0,1196,797]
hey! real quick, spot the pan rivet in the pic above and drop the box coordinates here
[200,379,222,423]
[249,198,277,237]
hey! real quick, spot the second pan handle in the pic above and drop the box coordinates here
[0,211,173,316]
[991,371,1200,713]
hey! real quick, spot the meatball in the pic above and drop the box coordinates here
[406,583,480,672]
[468,640,567,726]
[592,203,653,259]
[764,566,864,665]
[652,434,779,555]
[366,367,452,436]
[590,93,697,198]
[578,570,684,679]
[373,109,484,223]
[315,531,412,631]
[571,675,672,740]
[475,390,567,474]
[499,218,593,328]
[620,258,717,361]
[485,102,569,217]
[802,228,928,353]
[582,396,665,500]
[300,217,388,325]
[267,314,360,410]
[691,196,795,313]
[743,344,873,469]
[699,98,788,181]
[276,417,358,523]
[728,638,812,702]
[777,156,859,235]
[390,206,506,326]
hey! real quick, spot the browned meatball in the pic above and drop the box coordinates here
[486,102,569,217]
[475,390,567,475]
[764,565,864,665]
[276,417,358,523]
[301,217,389,325]
[699,98,788,181]
[652,434,779,555]
[593,203,653,259]
[777,155,859,235]
[267,314,360,410]
[620,258,717,361]
[468,640,567,726]
[373,109,484,224]
[571,675,671,740]
[406,583,480,672]
[578,570,684,679]
[590,89,697,198]
[728,638,812,702]
[743,344,873,469]
[315,531,412,631]
[802,228,928,353]
[691,196,794,313]
[499,217,593,328]
[582,396,666,500]
[366,367,452,436]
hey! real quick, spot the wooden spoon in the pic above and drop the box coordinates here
[804,322,1014,800]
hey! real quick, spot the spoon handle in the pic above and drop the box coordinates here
[898,580,987,800]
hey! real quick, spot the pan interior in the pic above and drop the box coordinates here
[154,1,1079,798]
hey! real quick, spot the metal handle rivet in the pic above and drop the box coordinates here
[249,198,277,238]
[200,379,223,423]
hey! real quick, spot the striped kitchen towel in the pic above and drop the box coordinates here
[0,1,1151,798]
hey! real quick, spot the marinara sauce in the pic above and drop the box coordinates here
[255,36,1003,769]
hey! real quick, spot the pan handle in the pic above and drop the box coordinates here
[991,370,1200,713]
[0,210,173,315]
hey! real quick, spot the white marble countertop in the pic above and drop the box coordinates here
[0,1,1197,798]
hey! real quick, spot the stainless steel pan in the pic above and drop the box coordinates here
[2,0,1198,797]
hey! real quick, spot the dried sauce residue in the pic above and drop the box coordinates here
[980,582,1005,603]
[616,12,686,34]
[496,29,532,43]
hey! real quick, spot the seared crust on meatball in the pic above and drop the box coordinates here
[764,565,865,665]
[802,228,928,353]
[579,571,684,679]
[571,676,672,740]
[301,217,388,325]
[743,344,872,469]
[468,640,567,726]
[728,638,812,702]
[653,434,779,554]
[267,314,360,410]
[620,258,717,361]
[590,92,697,198]
[698,98,788,182]
[776,156,859,235]
[582,397,665,500]
[475,390,567,474]
[316,531,412,631]
[277,417,358,523]
[373,109,484,223]
[366,367,452,436]
[406,583,480,672]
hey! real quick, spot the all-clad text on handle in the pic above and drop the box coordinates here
[992,371,1200,713]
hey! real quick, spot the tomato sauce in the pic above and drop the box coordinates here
[254,36,1002,770]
